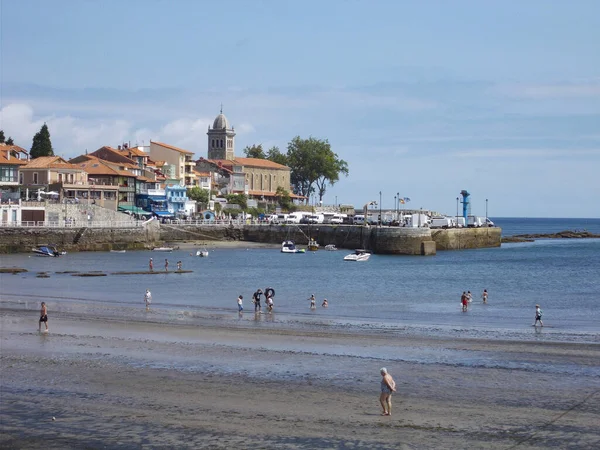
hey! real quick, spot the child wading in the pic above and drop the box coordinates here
[237,295,244,312]
[533,304,544,327]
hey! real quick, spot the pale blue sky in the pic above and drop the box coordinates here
[1,0,599,217]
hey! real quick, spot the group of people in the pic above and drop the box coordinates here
[460,289,488,312]
[148,258,181,272]
[238,288,276,314]
[308,294,328,309]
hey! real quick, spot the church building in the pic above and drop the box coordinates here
[197,109,295,202]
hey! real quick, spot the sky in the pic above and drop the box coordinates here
[1,0,599,218]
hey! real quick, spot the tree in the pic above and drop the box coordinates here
[286,136,348,202]
[30,123,54,158]
[275,186,292,211]
[225,193,248,210]
[187,186,210,206]
[243,144,266,159]
[0,130,5,143]
[266,146,288,166]
[6,137,14,145]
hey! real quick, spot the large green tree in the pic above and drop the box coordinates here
[286,136,348,202]
[0,130,5,143]
[266,146,288,166]
[187,186,210,206]
[30,123,54,158]
[243,144,266,159]
[6,137,14,145]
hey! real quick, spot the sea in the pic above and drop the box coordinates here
[1,217,599,351]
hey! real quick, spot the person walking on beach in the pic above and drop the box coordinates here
[144,289,152,311]
[308,294,316,309]
[253,289,263,312]
[38,302,48,332]
[482,289,488,304]
[149,258,153,272]
[237,295,244,312]
[533,304,544,327]
[461,292,468,312]
[164,259,169,272]
[379,367,396,416]
[264,287,275,313]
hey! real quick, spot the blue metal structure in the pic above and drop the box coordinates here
[460,190,470,223]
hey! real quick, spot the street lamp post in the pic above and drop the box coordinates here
[394,195,397,223]
[456,197,459,222]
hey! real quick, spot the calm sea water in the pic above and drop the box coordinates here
[1,218,599,346]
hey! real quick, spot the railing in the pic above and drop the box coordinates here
[0,220,142,228]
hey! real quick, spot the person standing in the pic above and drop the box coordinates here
[322,298,328,308]
[309,294,316,309]
[176,261,182,271]
[253,289,262,312]
[482,289,488,304]
[164,259,169,272]
[39,302,48,332]
[379,368,396,416]
[466,291,473,303]
[533,304,544,327]
[144,289,152,311]
[149,258,154,272]
[237,295,244,312]
[461,292,468,312]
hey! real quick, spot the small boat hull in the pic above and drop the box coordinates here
[344,249,371,261]
[153,247,174,252]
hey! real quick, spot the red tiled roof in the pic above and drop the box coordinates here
[22,156,82,170]
[232,157,289,170]
[151,141,194,155]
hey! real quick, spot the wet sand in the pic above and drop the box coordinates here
[1,308,599,449]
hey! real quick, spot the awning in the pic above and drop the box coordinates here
[118,205,151,215]
[147,196,167,202]
[153,210,174,217]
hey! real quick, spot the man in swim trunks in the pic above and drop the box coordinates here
[533,304,543,327]
[461,292,468,312]
[39,302,48,332]
[379,367,396,416]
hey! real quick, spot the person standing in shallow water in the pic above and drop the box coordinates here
[461,292,468,312]
[149,258,153,272]
[482,289,488,304]
[533,304,544,327]
[164,259,169,272]
[144,289,152,311]
[379,368,396,416]
[39,302,48,332]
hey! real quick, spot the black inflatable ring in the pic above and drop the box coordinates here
[265,287,275,298]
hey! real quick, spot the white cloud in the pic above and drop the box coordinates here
[0,102,256,158]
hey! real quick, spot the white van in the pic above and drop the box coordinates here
[352,214,365,225]
[307,214,324,224]
[274,213,288,224]
[330,213,347,224]
[286,211,310,224]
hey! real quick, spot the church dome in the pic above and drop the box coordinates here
[212,113,229,130]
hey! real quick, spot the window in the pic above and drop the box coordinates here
[19,172,23,184]
[33,172,39,184]
[220,139,223,148]
[212,139,215,147]
[58,173,63,182]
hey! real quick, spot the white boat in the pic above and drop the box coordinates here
[196,249,209,257]
[307,238,319,252]
[324,244,338,251]
[343,249,371,261]
[110,250,126,253]
[281,240,306,253]
[152,247,174,252]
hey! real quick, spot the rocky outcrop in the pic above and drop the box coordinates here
[502,230,600,243]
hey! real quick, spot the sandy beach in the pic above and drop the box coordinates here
[1,306,599,450]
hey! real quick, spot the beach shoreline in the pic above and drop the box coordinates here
[1,307,599,449]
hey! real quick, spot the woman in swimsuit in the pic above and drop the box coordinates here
[379,368,396,416]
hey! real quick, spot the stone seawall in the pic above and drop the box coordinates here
[0,223,501,255]
[431,227,502,250]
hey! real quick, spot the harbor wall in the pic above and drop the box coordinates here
[0,223,501,255]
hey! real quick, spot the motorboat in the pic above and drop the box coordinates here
[343,249,371,261]
[196,249,209,257]
[307,238,319,252]
[32,245,63,257]
[324,244,338,251]
[281,240,306,253]
[110,250,126,253]
[152,247,174,252]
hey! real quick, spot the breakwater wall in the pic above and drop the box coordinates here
[0,223,501,255]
